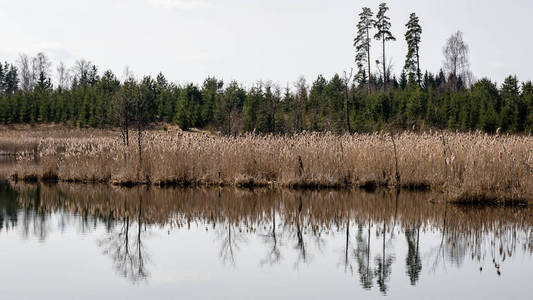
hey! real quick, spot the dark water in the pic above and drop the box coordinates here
[0,183,531,299]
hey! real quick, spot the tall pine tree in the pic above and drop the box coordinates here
[404,13,422,85]
[354,7,374,95]
[374,2,396,91]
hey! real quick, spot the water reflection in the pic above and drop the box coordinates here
[97,192,149,283]
[0,182,532,294]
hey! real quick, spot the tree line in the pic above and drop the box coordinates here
[0,3,532,134]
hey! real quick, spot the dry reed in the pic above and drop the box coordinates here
[1,125,532,203]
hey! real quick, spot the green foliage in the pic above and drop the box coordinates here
[175,84,202,130]
[242,85,263,132]
[0,57,530,136]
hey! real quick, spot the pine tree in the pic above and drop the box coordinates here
[242,84,263,132]
[404,13,422,84]
[175,84,202,130]
[201,77,223,126]
[354,7,374,95]
[320,74,344,132]
[308,75,327,131]
[500,75,524,132]
[257,85,277,133]
[374,3,396,91]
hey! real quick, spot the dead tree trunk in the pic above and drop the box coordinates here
[390,130,400,188]
[343,69,353,133]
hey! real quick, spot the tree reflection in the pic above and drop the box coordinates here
[0,181,19,232]
[292,196,308,268]
[405,226,422,285]
[374,218,395,295]
[217,223,246,267]
[19,185,49,241]
[405,189,422,286]
[339,219,353,274]
[430,197,449,272]
[98,194,149,283]
[355,219,374,289]
[261,207,282,266]
[1,182,532,290]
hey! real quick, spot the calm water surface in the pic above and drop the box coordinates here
[0,183,531,299]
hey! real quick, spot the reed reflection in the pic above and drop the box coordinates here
[0,182,531,291]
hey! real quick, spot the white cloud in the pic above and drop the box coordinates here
[147,0,213,10]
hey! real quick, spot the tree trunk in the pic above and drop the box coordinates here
[345,94,351,133]
[344,77,352,133]
[382,37,386,91]
[416,47,421,85]
[366,28,371,96]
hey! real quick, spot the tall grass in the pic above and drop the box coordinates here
[1,125,533,203]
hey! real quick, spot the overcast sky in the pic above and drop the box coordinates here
[1,0,531,87]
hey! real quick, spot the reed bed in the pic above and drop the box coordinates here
[1,126,532,203]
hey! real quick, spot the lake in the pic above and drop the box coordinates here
[0,182,531,299]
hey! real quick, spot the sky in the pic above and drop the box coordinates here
[0,0,532,87]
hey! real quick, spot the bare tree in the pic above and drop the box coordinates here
[56,61,71,91]
[33,52,52,88]
[133,80,151,174]
[113,76,151,179]
[113,83,134,147]
[123,65,135,81]
[443,31,470,89]
[72,59,93,85]
[33,53,51,79]
[17,54,36,92]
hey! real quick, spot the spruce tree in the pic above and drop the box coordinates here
[5,64,18,94]
[399,71,408,90]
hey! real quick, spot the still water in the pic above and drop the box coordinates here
[0,182,531,299]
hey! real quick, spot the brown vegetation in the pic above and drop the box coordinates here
[9,183,533,260]
[1,125,532,203]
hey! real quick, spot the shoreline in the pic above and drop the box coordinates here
[3,178,529,207]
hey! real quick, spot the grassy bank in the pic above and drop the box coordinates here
[1,125,532,204]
